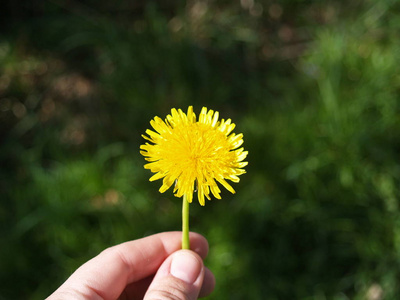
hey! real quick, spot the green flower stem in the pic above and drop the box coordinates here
[182,194,190,249]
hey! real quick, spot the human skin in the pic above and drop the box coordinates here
[47,232,215,300]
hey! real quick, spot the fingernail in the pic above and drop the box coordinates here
[170,251,202,284]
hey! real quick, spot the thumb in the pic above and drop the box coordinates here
[144,250,205,300]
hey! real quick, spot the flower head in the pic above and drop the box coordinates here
[140,106,248,206]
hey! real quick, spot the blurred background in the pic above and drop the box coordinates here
[1,0,400,299]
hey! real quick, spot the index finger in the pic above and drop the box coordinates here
[48,231,208,300]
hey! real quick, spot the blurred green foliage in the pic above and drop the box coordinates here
[1,0,400,299]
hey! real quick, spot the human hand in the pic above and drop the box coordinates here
[47,232,215,300]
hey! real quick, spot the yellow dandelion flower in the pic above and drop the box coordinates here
[140,106,248,206]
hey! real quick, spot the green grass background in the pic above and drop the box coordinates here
[1,0,400,299]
